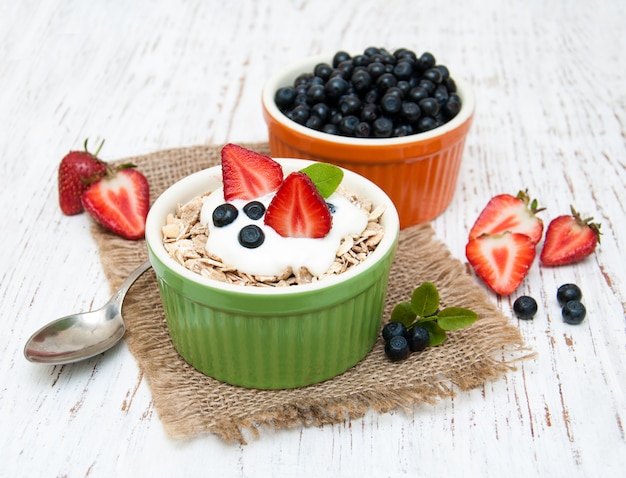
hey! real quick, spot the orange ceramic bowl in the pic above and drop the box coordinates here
[262,53,475,228]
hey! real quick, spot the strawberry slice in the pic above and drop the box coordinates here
[466,232,536,295]
[58,139,107,215]
[540,206,601,266]
[469,190,544,244]
[264,171,332,238]
[221,143,283,201]
[81,165,150,240]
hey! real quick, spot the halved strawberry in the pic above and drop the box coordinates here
[221,143,283,201]
[264,171,332,238]
[81,165,150,240]
[469,190,544,244]
[540,206,601,266]
[58,139,107,215]
[466,232,536,295]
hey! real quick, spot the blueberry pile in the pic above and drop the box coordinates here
[512,283,587,324]
[274,46,462,138]
[212,201,267,249]
[557,283,586,324]
[382,321,430,362]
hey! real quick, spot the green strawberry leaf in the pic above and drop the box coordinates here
[410,282,440,317]
[420,321,447,346]
[390,301,416,328]
[436,307,479,330]
[300,163,344,198]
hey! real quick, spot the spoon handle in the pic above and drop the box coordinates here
[108,260,153,307]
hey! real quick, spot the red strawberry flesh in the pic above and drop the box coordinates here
[469,191,544,244]
[540,210,600,266]
[81,167,149,240]
[221,143,283,201]
[466,232,536,295]
[264,171,332,238]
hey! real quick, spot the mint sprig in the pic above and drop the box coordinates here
[390,282,478,347]
[300,163,343,198]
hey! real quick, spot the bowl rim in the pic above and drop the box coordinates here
[145,157,400,296]
[261,52,476,146]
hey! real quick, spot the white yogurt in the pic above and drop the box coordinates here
[200,187,369,277]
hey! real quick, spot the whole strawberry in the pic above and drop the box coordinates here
[540,206,601,266]
[81,164,150,240]
[58,139,107,215]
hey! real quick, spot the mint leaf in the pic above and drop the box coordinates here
[410,282,439,317]
[300,163,343,198]
[436,307,479,330]
[420,321,447,346]
[390,301,416,328]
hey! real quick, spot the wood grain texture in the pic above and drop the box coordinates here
[1,0,624,476]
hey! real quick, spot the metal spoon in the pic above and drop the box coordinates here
[24,260,152,365]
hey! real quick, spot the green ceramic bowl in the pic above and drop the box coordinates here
[145,158,399,389]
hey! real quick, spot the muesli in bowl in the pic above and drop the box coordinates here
[145,144,400,389]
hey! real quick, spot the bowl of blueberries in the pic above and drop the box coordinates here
[262,46,475,228]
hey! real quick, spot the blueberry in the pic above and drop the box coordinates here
[313,62,333,80]
[380,92,402,114]
[416,116,437,132]
[339,94,361,115]
[332,51,351,68]
[212,203,238,227]
[305,116,323,130]
[382,321,406,341]
[417,52,436,70]
[326,202,336,214]
[405,325,430,352]
[354,121,371,137]
[401,101,421,123]
[408,86,429,103]
[324,76,349,98]
[360,103,379,122]
[423,67,443,84]
[274,87,296,110]
[306,84,326,104]
[433,85,449,104]
[322,123,339,135]
[373,117,393,137]
[367,61,386,78]
[339,115,360,135]
[311,102,331,122]
[243,201,266,220]
[384,335,410,362]
[513,295,538,320]
[442,97,461,119]
[562,300,586,325]
[418,97,440,116]
[435,64,450,80]
[238,224,265,249]
[376,72,397,92]
[289,104,310,125]
[557,283,582,306]
[351,69,372,93]
[393,60,413,80]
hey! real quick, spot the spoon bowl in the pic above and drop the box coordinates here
[24,261,151,365]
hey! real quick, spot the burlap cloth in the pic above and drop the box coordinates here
[91,142,530,445]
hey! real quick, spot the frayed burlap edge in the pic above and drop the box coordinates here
[89,142,532,445]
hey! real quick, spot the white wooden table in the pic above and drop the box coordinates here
[2,1,625,476]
